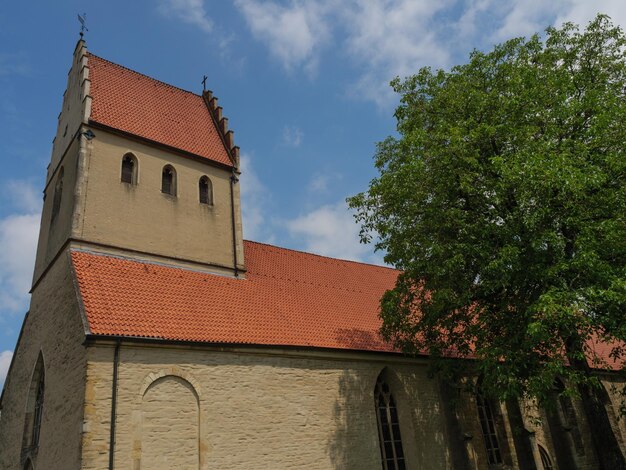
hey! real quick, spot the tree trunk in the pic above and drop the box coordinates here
[566,339,626,470]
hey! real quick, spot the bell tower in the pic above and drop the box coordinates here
[32,40,245,289]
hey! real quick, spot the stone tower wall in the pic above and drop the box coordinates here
[0,253,87,470]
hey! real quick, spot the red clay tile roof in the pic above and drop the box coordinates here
[71,241,399,352]
[87,53,232,167]
[70,242,624,369]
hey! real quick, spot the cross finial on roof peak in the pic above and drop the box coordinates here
[78,13,88,38]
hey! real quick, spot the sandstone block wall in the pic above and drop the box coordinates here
[0,252,87,470]
[76,128,245,274]
[81,342,626,470]
[82,345,454,470]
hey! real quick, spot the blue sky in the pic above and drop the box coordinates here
[1,0,624,383]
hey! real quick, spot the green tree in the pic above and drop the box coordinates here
[349,15,626,469]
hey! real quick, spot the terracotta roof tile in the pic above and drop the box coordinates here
[87,54,232,167]
[71,241,399,352]
[70,242,623,368]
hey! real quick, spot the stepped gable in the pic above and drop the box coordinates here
[71,241,399,353]
[87,53,236,167]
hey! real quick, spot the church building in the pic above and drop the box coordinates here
[1,39,625,470]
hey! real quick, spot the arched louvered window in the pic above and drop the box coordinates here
[476,392,503,465]
[199,176,212,205]
[121,153,137,184]
[51,166,64,222]
[375,374,406,470]
[161,165,176,196]
[538,444,554,470]
[22,354,45,454]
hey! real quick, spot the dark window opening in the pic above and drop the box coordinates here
[538,444,554,470]
[31,373,45,447]
[161,166,176,196]
[375,375,406,470]
[22,354,45,456]
[476,393,503,465]
[199,176,212,205]
[121,154,136,184]
[51,167,64,222]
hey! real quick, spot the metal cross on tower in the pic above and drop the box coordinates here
[78,13,88,37]
[202,75,208,91]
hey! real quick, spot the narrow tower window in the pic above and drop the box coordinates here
[161,165,176,196]
[51,167,64,222]
[476,392,503,465]
[199,176,212,205]
[22,354,45,455]
[375,374,406,470]
[121,153,137,184]
[31,371,45,447]
[538,444,554,470]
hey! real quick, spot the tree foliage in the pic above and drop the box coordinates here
[349,15,626,406]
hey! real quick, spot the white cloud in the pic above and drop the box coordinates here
[3,180,41,213]
[0,180,41,315]
[231,0,626,107]
[281,125,304,147]
[234,0,331,74]
[0,350,12,387]
[308,171,342,193]
[0,214,40,313]
[284,201,380,263]
[158,0,213,33]
[479,1,561,42]
[555,0,626,31]
[155,1,626,108]
[340,0,453,106]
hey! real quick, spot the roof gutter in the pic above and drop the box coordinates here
[82,333,425,360]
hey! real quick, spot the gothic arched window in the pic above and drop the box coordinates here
[199,176,212,205]
[22,354,45,453]
[121,153,138,184]
[161,165,176,196]
[538,444,554,470]
[476,391,503,465]
[375,374,406,470]
[51,166,64,222]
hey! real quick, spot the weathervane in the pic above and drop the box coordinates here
[202,75,208,92]
[78,13,88,38]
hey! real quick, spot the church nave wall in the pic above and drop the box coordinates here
[81,344,454,470]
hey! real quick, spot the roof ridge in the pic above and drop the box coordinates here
[243,239,396,271]
[87,52,203,98]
